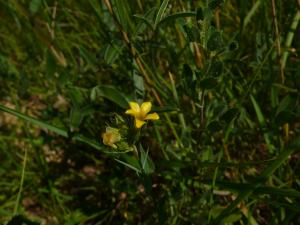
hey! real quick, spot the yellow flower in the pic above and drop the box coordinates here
[101,127,121,148]
[125,102,159,128]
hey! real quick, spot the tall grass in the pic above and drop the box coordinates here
[0,0,300,224]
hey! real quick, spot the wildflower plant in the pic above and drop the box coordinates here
[0,0,300,224]
[100,101,159,176]
[125,101,159,128]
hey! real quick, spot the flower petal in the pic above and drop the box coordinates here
[125,109,138,116]
[102,128,121,148]
[145,112,159,120]
[102,132,111,146]
[129,102,140,112]
[135,119,146,128]
[126,102,140,117]
[140,102,152,116]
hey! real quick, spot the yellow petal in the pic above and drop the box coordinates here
[129,102,140,112]
[126,102,141,117]
[145,112,159,120]
[102,133,111,146]
[125,109,138,116]
[140,102,152,116]
[102,129,121,148]
[135,119,146,128]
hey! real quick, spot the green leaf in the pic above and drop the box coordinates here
[154,0,169,28]
[183,25,200,42]
[29,0,42,14]
[70,107,84,129]
[250,95,266,126]
[115,155,141,173]
[211,136,300,224]
[207,31,223,51]
[256,186,300,198]
[133,14,154,30]
[70,105,94,129]
[220,213,242,224]
[103,41,125,65]
[0,103,68,137]
[133,71,145,100]
[182,64,196,95]
[79,47,97,66]
[215,180,300,198]
[250,95,274,152]
[140,146,155,174]
[0,104,109,152]
[133,7,156,36]
[90,85,129,109]
[68,87,86,108]
[275,95,293,116]
[157,11,196,27]
[113,0,133,32]
[272,83,298,93]
[243,0,262,28]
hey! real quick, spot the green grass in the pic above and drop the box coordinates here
[0,0,300,224]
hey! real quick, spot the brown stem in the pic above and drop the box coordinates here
[103,0,158,102]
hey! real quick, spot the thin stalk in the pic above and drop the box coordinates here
[164,113,182,147]
[208,150,223,223]
[200,89,205,127]
[14,147,28,215]
[169,72,187,130]
[271,0,284,83]
[281,10,300,70]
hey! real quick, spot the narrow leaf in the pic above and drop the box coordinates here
[154,0,169,28]
[250,95,265,126]
[133,14,154,30]
[211,136,300,224]
[90,85,129,109]
[0,104,68,137]
[157,11,196,27]
[140,146,155,174]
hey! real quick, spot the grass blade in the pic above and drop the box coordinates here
[0,104,107,152]
[0,104,68,137]
[211,136,300,224]
[154,0,169,28]
[250,95,274,152]
[157,11,196,27]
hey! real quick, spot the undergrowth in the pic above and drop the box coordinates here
[0,0,300,224]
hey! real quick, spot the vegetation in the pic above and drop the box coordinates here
[0,0,300,224]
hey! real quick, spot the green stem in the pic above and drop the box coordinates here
[281,10,300,70]
[14,147,28,215]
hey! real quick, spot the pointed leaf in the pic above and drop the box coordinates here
[157,11,196,27]
[91,85,129,109]
[140,146,155,174]
[154,0,169,28]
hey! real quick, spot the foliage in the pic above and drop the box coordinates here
[0,0,300,224]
